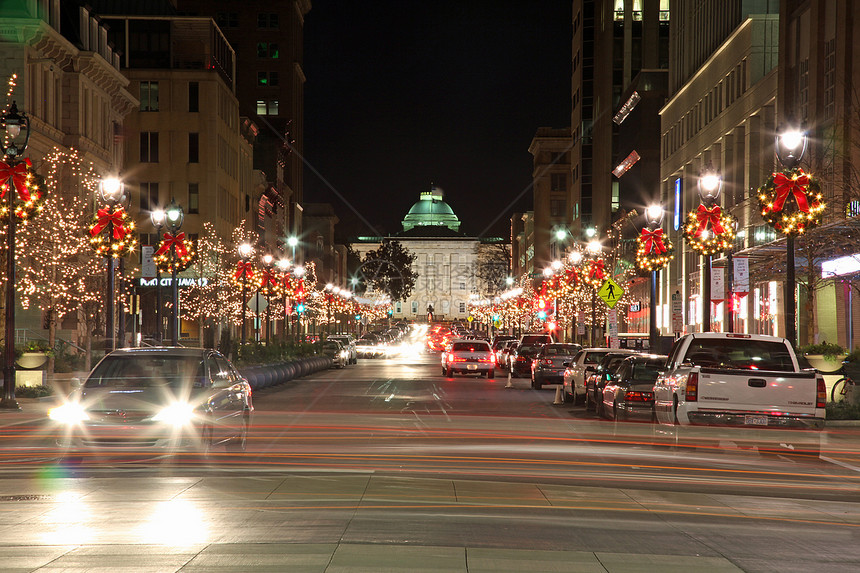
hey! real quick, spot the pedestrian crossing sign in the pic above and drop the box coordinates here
[598,278,624,309]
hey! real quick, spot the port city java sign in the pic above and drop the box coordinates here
[139,277,209,288]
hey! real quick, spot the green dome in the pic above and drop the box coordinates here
[402,187,461,232]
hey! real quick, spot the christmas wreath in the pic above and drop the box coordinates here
[0,160,45,222]
[154,232,196,273]
[757,167,824,235]
[683,204,735,255]
[88,205,137,257]
[581,258,607,289]
[636,227,674,271]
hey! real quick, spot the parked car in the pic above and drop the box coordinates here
[498,340,519,370]
[600,354,667,421]
[327,334,357,364]
[508,343,545,378]
[585,350,639,413]
[561,348,616,404]
[442,339,495,378]
[531,343,582,390]
[49,347,253,452]
[320,340,349,368]
[492,336,517,365]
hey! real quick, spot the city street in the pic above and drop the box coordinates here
[0,352,859,572]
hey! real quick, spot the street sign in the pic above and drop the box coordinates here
[597,278,624,309]
[247,296,268,313]
[493,320,501,328]
[671,291,683,333]
[141,246,156,279]
[608,309,619,348]
[467,316,474,323]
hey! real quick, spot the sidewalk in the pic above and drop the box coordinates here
[0,395,55,428]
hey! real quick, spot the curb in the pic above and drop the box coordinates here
[825,419,860,427]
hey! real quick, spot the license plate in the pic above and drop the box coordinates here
[467,364,477,370]
[744,415,768,426]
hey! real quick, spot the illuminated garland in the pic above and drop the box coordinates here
[757,167,825,236]
[636,227,674,271]
[88,205,137,258]
[154,232,195,273]
[683,204,735,255]
[0,160,45,222]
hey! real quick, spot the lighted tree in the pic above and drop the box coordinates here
[14,148,110,372]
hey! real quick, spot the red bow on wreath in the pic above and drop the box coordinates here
[772,171,810,213]
[234,261,255,281]
[695,204,725,237]
[259,269,278,288]
[588,259,605,281]
[640,228,667,254]
[90,207,129,240]
[0,159,33,202]
[565,269,579,285]
[155,232,188,258]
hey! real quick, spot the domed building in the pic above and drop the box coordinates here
[352,186,508,322]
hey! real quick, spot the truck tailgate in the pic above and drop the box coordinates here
[697,368,819,414]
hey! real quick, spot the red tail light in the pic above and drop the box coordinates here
[685,372,698,402]
[541,359,553,366]
[517,356,527,362]
[816,377,826,408]
[625,391,653,402]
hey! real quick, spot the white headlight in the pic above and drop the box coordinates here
[152,402,196,426]
[48,402,89,424]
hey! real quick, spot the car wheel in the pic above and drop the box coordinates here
[488,370,495,379]
[533,376,542,390]
[197,425,213,455]
[612,402,619,421]
[585,391,593,411]
[446,367,453,378]
[596,398,603,417]
[562,388,573,404]
[226,414,249,452]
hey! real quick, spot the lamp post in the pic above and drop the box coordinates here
[150,209,165,344]
[288,236,298,262]
[697,164,722,333]
[775,128,808,347]
[164,200,184,346]
[1,101,31,410]
[98,177,127,352]
[277,258,291,342]
[238,243,254,344]
[644,205,665,350]
[262,253,274,345]
[586,239,602,346]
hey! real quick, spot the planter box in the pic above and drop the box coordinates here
[805,354,846,373]
[16,352,48,369]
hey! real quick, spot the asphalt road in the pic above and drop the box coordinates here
[1,350,859,572]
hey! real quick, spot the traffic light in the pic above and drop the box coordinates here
[387,309,393,316]
[537,310,547,320]
[296,302,305,314]
[538,298,546,310]
[355,314,361,320]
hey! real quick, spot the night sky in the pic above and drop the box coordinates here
[302,1,572,240]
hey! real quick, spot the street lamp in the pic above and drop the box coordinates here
[261,253,274,345]
[1,101,31,410]
[162,200,184,345]
[98,177,127,352]
[237,243,254,344]
[776,127,809,346]
[287,236,299,262]
[150,209,165,344]
[585,239,602,346]
[697,164,722,333]
[277,258,291,341]
[645,205,664,350]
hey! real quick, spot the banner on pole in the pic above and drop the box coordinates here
[733,256,749,294]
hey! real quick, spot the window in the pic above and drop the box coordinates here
[257,13,279,29]
[216,12,238,28]
[188,132,199,163]
[257,72,279,86]
[411,301,418,314]
[550,199,566,217]
[140,132,158,162]
[140,182,158,212]
[256,42,279,59]
[188,183,199,214]
[459,302,466,313]
[257,99,279,115]
[140,81,158,111]
[188,82,199,113]
[550,173,566,192]
[459,282,466,290]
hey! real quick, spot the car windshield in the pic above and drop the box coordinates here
[542,344,578,356]
[584,351,610,364]
[685,339,795,371]
[630,361,664,382]
[322,342,340,350]
[85,355,205,389]
[452,342,489,352]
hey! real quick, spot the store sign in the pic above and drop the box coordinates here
[139,277,209,287]
[673,178,682,231]
[629,301,641,313]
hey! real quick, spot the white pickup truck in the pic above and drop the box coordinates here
[654,333,826,431]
